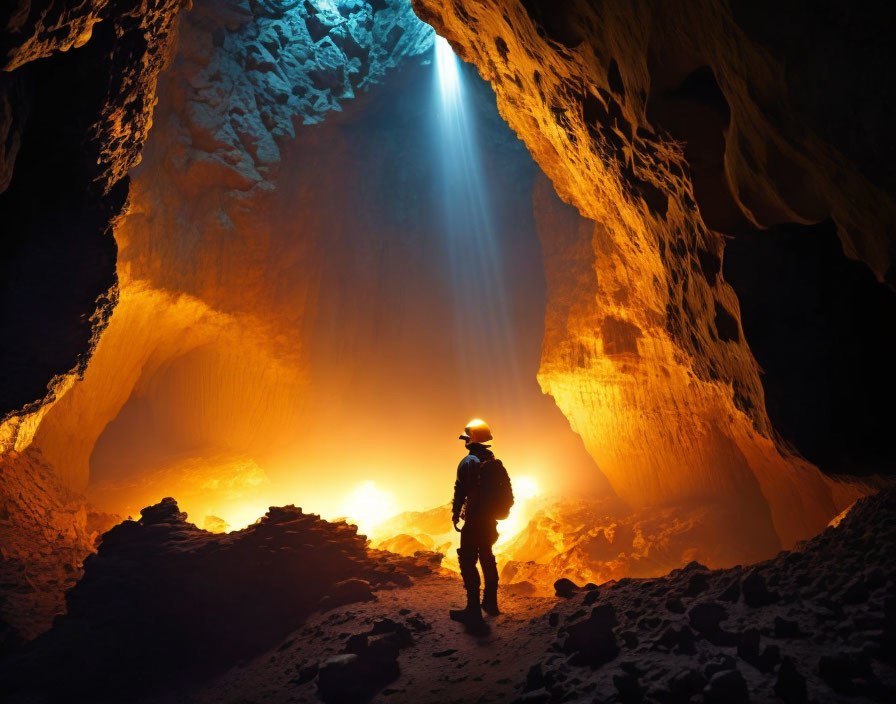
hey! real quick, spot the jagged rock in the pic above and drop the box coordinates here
[554,578,580,598]
[563,604,619,667]
[318,616,414,703]
[687,601,734,645]
[774,616,801,639]
[669,668,707,699]
[613,670,642,703]
[533,492,896,703]
[0,0,184,423]
[3,498,433,701]
[775,657,808,704]
[524,663,545,691]
[665,596,685,613]
[741,570,779,607]
[319,579,375,610]
[703,668,749,703]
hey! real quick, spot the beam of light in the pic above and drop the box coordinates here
[435,36,461,102]
[338,480,397,535]
[433,35,523,410]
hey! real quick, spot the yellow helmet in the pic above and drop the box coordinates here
[459,418,493,443]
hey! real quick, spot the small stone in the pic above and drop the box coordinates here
[613,671,643,703]
[689,600,727,630]
[344,633,368,654]
[704,654,736,679]
[563,604,619,667]
[842,578,869,604]
[318,578,375,610]
[669,668,707,698]
[736,628,760,664]
[774,616,801,638]
[685,572,710,596]
[774,657,808,704]
[742,570,779,607]
[525,664,545,691]
[554,578,581,598]
[718,577,741,603]
[665,596,685,613]
[703,668,749,704]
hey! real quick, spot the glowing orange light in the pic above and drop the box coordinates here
[337,480,397,535]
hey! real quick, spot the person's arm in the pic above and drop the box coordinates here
[452,459,469,531]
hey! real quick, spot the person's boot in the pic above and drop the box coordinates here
[480,550,500,615]
[449,589,483,625]
[449,548,486,631]
[481,587,499,615]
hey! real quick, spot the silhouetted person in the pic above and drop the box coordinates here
[450,419,514,627]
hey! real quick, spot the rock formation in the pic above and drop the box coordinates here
[0,0,185,647]
[1,497,438,701]
[528,488,896,702]
[5,489,891,703]
[1,0,186,436]
[413,0,895,551]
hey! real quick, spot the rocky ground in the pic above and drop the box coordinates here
[0,497,439,702]
[3,490,894,703]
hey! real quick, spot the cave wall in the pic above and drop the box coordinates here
[412,0,894,548]
[0,0,185,649]
[1,0,186,439]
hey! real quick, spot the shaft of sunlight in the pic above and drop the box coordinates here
[433,36,523,409]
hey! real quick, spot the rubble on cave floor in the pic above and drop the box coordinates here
[0,497,440,702]
[4,490,895,703]
[140,490,895,704]
[532,488,896,703]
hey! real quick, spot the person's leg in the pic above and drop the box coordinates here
[480,520,500,614]
[450,522,483,623]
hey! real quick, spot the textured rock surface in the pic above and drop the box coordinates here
[5,489,890,703]
[0,452,105,650]
[0,0,186,431]
[527,489,896,702]
[413,0,895,547]
[2,497,437,701]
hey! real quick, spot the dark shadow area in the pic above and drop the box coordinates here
[646,62,754,234]
[724,219,896,477]
[0,498,435,702]
[0,24,121,420]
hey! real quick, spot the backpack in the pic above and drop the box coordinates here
[477,458,514,520]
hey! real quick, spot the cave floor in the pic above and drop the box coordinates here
[151,573,556,704]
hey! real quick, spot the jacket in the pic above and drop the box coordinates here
[451,442,495,522]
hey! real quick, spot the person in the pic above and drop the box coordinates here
[449,418,509,626]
